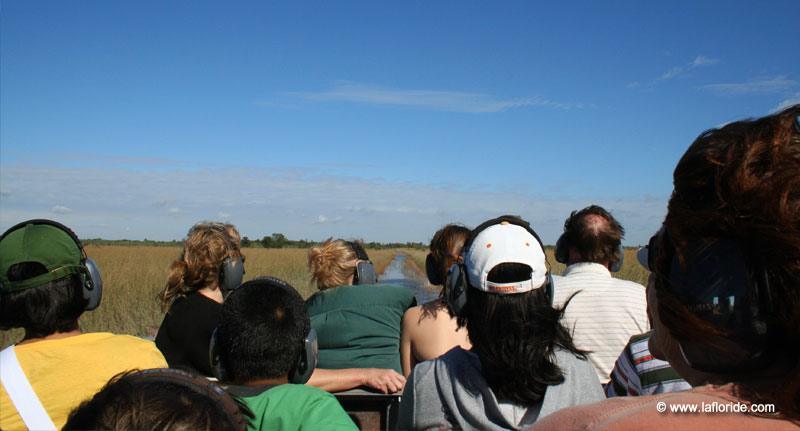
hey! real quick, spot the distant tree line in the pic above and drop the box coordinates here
[84,233,427,250]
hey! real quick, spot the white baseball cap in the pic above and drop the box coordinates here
[464,221,548,294]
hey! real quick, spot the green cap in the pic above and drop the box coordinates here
[0,223,84,293]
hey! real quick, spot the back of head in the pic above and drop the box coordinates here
[63,368,249,431]
[160,221,241,309]
[655,105,800,418]
[427,224,470,286]
[307,239,358,290]
[457,216,584,405]
[559,205,624,266]
[217,277,310,385]
[0,220,88,337]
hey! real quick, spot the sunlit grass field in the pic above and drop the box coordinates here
[1,246,398,348]
[1,245,648,348]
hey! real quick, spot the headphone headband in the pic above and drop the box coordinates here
[0,219,102,310]
[1,219,87,260]
[127,369,251,431]
[463,215,545,261]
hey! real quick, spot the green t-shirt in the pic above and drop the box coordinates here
[306,284,417,373]
[240,384,357,431]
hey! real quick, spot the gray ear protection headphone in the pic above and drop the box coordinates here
[209,277,318,385]
[555,209,624,272]
[646,227,775,373]
[445,216,554,317]
[345,241,377,285]
[0,219,103,311]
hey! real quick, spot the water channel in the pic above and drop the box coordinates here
[378,254,439,305]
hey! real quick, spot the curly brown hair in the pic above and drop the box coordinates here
[655,104,800,420]
[159,222,242,310]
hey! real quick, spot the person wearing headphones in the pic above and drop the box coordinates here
[304,239,416,393]
[398,216,603,430]
[551,205,649,384]
[64,368,251,431]
[0,219,167,430]
[155,221,244,377]
[400,224,472,377]
[212,277,356,430]
[535,106,800,430]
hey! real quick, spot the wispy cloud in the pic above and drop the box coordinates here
[282,82,588,113]
[658,55,719,81]
[701,75,797,96]
[51,205,72,214]
[0,164,666,245]
[630,55,719,89]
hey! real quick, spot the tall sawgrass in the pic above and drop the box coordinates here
[1,245,397,348]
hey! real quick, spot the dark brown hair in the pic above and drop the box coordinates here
[655,104,800,420]
[63,369,250,430]
[423,224,470,317]
[561,205,624,265]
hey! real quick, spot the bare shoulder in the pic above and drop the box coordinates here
[403,305,424,330]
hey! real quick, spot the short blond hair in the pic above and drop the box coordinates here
[307,239,357,290]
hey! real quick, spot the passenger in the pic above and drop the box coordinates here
[304,239,415,393]
[535,105,800,429]
[0,219,167,430]
[606,331,691,397]
[155,221,244,376]
[400,224,472,377]
[398,216,604,430]
[552,205,649,384]
[63,368,250,431]
[212,277,356,430]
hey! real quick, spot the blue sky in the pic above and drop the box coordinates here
[1,1,798,244]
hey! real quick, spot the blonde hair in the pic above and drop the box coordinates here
[159,222,242,310]
[308,239,358,290]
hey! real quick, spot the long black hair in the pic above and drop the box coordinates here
[461,263,585,405]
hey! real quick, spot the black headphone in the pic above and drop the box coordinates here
[647,227,775,374]
[425,253,444,285]
[124,368,252,431]
[445,216,554,317]
[345,241,377,285]
[0,219,103,311]
[209,277,318,385]
[555,209,624,272]
[219,256,244,295]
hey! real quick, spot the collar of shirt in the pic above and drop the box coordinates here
[562,262,611,277]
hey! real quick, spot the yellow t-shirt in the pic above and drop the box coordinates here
[0,332,167,430]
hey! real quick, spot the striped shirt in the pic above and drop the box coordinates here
[606,331,691,396]
[552,263,649,383]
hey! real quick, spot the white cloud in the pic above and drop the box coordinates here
[701,75,797,96]
[282,82,588,113]
[217,212,231,219]
[51,205,72,214]
[691,55,719,67]
[0,165,667,245]
[656,55,719,82]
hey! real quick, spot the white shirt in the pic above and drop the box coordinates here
[552,262,649,384]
